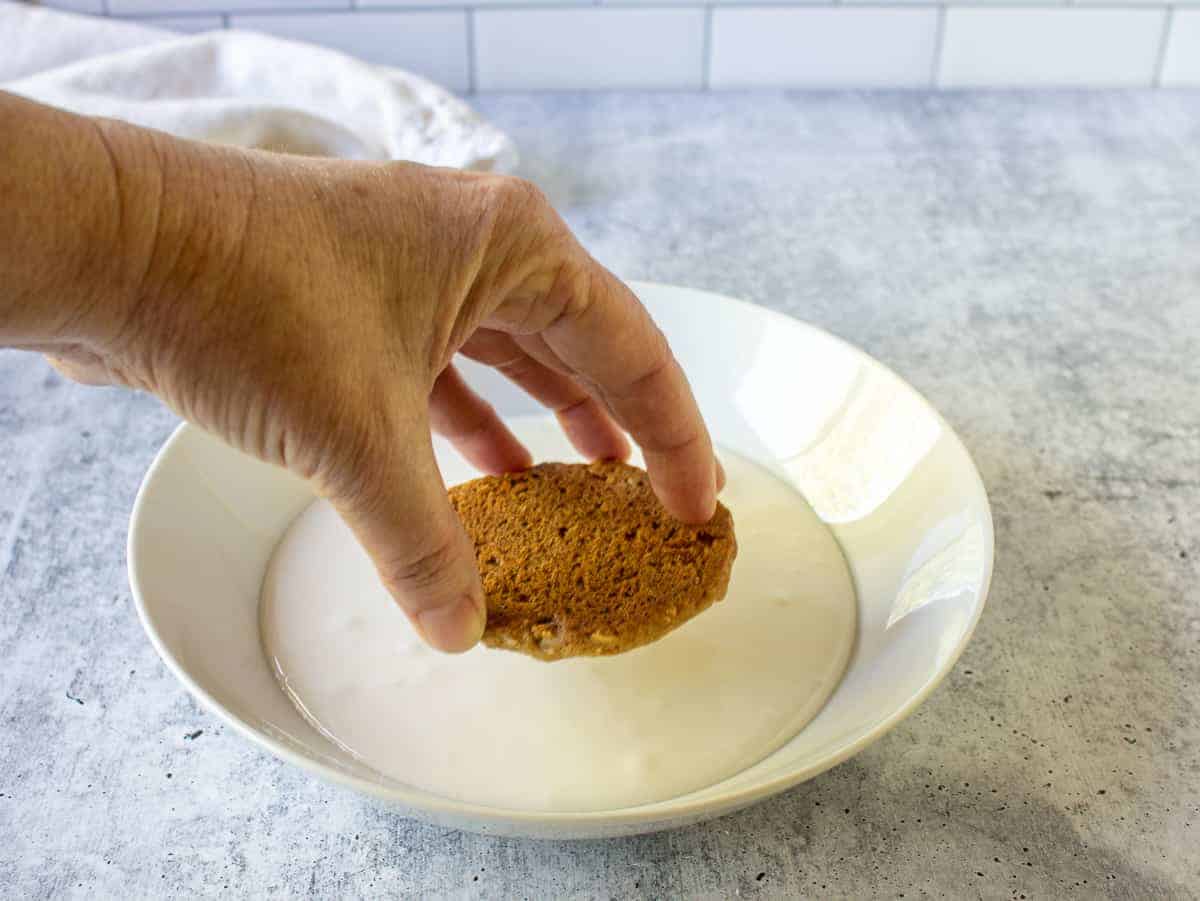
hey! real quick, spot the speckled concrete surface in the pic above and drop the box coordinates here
[1,91,1198,898]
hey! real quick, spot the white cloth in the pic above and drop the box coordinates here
[0,2,516,170]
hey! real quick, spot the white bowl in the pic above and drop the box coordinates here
[128,282,993,839]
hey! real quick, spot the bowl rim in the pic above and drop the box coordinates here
[127,280,995,830]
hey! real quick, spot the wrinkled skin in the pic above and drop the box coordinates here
[1,92,722,652]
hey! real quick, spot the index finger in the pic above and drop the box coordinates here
[538,262,719,524]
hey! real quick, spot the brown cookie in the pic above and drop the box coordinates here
[448,460,737,661]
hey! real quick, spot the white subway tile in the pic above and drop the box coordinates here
[125,15,225,32]
[710,8,939,88]
[111,0,343,15]
[608,0,937,4]
[736,0,1057,4]
[231,11,468,92]
[1162,11,1200,85]
[596,0,720,6]
[474,8,705,90]
[39,0,103,13]
[940,8,1166,87]
[361,0,587,6]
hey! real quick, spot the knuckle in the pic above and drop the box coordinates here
[379,533,462,600]
[313,404,393,504]
[496,175,548,213]
[555,394,593,418]
[496,354,537,382]
[537,261,594,335]
[644,426,705,458]
[615,343,672,401]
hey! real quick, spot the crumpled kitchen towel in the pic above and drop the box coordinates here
[0,1,517,171]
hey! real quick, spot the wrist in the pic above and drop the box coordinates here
[92,122,259,374]
[0,96,152,348]
[0,93,257,369]
[68,117,166,351]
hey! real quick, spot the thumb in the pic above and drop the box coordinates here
[325,416,486,653]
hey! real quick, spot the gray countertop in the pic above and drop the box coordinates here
[2,91,1197,898]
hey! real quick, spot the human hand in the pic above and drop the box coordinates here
[45,135,722,653]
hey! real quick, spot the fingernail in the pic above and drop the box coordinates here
[417,596,485,653]
[715,457,727,494]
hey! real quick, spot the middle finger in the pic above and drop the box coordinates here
[459,329,630,462]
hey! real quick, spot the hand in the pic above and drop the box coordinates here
[45,139,722,653]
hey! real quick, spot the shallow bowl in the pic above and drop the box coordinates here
[128,282,993,839]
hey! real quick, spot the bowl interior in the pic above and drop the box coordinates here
[129,282,992,836]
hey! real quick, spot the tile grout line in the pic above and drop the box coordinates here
[1153,5,1174,86]
[701,4,713,90]
[466,7,478,94]
[154,3,1200,15]
[930,3,947,88]
[168,4,352,16]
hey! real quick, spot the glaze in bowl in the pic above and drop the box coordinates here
[128,282,993,839]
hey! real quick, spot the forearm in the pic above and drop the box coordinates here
[0,91,251,356]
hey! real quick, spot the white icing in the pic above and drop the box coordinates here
[261,427,856,812]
